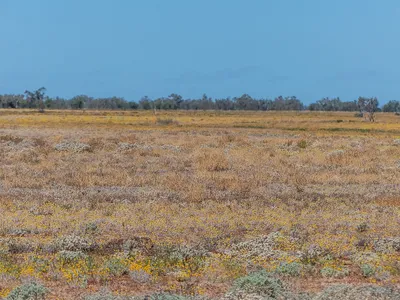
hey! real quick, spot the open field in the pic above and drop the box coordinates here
[0,110,399,299]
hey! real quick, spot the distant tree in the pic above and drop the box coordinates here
[308,97,358,111]
[24,87,46,112]
[168,94,183,109]
[197,94,214,110]
[358,97,378,122]
[50,97,69,109]
[129,101,139,109]
[215,97,234,110]
[259,99,273,111]
[272,96,303,111]
[234,94,253,110]
[0,94,24,108]
[341,100,358,111]
[357,97,366,115]
[382,100,400,113]
[71,95,93,109]
[139,96,152,110]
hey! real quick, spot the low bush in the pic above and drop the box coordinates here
[225,270,286,299]
[6,282,48,300]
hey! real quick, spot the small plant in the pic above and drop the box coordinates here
[6,239,34,254]
[30,256,50,274]
[300,244,324,265]
[326,150,345,164]
[84,222,99,234]
[297,139,307,149]
[360,264,375,278]
[83,288,119,300]
[356,222,369,233]
[320,267,336,278]
[129,269,152,284]
[105,257,128,276]
[6,282,48,300]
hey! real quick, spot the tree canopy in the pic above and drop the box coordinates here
[0,89,398,113]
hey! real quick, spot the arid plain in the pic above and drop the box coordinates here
[0,110,399,299]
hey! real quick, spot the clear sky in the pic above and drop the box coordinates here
[1,0,400,103]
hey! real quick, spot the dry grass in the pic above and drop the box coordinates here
[0,109,399,299]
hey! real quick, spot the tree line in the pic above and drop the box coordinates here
[0,88,400,113]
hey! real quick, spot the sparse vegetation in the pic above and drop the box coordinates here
[0,110,399,299]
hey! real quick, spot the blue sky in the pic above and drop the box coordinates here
[1,0,400,103]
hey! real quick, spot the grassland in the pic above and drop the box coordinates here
[0,110,399,299]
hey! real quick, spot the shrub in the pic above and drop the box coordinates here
[151,244,207,276]
[231,232,285,260]
[275,262,302,277]
[156,118,177,126]
[83,222,99,235]
[6,282,48,300]
[327,150,345,158]
[314,284,400,300]
[55,234,95,252]
[30,256,50,274]
[129,269,152,284]
[300,244,324,265]
[320,267,349,279]
[7,228,35,237]
[198,151,230,172]
[326,150,346,165]
[0,135,23,144]
[56,250,89,265]
[105,257,128,276]
[54,142,91,153]
[83,288,120,300]
[360,264,375,278]
[84,290,193,300]
[225,270,285,299]
[5,239,34,254]
[122,237,154,255]
[373,237,400,253]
